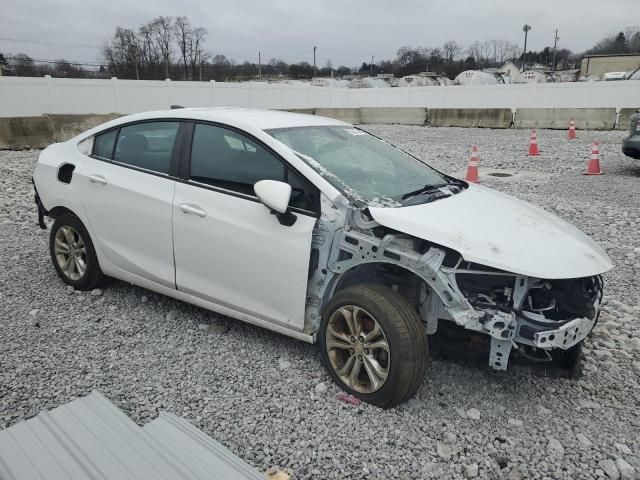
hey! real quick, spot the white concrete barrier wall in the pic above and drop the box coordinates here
[1,76,639,117]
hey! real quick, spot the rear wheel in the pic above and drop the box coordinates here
[49,213,104,291]
[319,284,428,408]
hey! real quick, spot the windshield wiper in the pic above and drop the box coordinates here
[401,183,451,201]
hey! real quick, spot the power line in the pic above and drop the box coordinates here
[0,37,360,66]
[0,37,103,49]
[5,54,105,68]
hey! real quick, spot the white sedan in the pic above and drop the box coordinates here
[33,108,612,408]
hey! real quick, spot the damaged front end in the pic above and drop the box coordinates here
[307,202,605,372]
[451,266,603,369]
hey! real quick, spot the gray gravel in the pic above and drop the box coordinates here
[1,126,640,479]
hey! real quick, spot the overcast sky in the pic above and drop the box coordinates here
[1,0,637,67]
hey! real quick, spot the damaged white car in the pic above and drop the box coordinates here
[33,108,613,408]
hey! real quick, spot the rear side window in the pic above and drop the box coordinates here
[190,123,285,196]
[113,121,180,174]
[92,129,117,159]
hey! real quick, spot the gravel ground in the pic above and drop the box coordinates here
[1,126,640,479]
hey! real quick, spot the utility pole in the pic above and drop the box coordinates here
[370,56,374,77]
[552,29,559,71]
[258,51,262,80]
[313,46,317,78]
[522,24,531,71]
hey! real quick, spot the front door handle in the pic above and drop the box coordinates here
[179,203,207,218]
[88,174,107,185]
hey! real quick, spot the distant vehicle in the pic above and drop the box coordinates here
[603,71,628,81]
[622,110,640,159]
[453,70,500,85]
[514,70,555,83]
[578,74,601,82]
[282,79,308,86]
[396,75,433,87]
[311,78,350,88]
[33,108,612,408]
[397,73,450,87]
[348,77,389,88]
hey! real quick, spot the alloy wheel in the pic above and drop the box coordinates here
[54,226,87,281]
[325,305,390,393]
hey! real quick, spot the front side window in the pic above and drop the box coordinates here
[113,121,180,174]
[190,124,318,212]
[267,126,452,206]
[190,123,285,196]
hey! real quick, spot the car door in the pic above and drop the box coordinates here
[172,122,319,330]
[79,120,182,289]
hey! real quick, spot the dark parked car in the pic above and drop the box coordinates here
[622,110,640,159]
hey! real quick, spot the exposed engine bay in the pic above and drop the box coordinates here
[306,202,605,371]
[454,268,603,368]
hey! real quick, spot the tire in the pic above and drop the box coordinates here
[49,212,104,291]
[319,284,428,408]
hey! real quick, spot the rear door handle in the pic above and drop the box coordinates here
[88,174,107,185]
[179,203,207,218]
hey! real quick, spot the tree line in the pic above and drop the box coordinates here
[2,21,639,81]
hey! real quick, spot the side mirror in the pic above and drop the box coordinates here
[254,180,297,226]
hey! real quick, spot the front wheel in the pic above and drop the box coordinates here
[319,284,428,408]
[49,213,104,291]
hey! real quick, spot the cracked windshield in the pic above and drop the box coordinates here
[268,126,451,206]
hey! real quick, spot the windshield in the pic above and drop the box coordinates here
[266,126,452,207]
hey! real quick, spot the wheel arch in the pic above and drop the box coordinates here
[48,206,77,219]
[323,261,431,314]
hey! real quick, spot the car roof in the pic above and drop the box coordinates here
[107,107,351,131]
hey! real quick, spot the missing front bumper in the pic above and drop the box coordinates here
[533,316,595,350]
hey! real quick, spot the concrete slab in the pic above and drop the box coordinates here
[360,107,427,125]
[0,116,54,150]
[315,108,361,124]
[0,114,121,150]
[284,108,316,116]
[514,108,617,130]
[617,108,640,130]
[47,114,121,142]
[428,109,512,129]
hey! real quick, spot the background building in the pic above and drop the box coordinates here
[580,53,640,76]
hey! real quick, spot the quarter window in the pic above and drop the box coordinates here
[113,122,180,174]
[92,129,117,159]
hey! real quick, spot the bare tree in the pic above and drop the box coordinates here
[625,26,640,52]
[189,26,209,80]
[137,23,161,76]
[12,53,37,76]
[467,41,482,65]
[103,27,140,78]
[174,16,191,80]
[442,41,461,63]
[53,59,83,78]
[151,16,173,79]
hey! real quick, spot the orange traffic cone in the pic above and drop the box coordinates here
[567,119,577,139]
[528,129,540,156]
[583,142,603,175]
[465,145,480,183]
